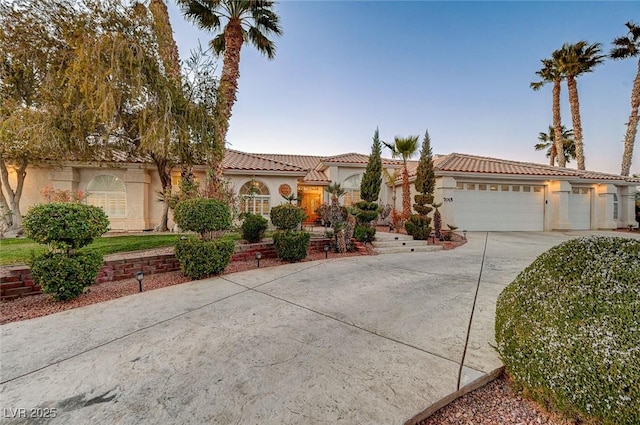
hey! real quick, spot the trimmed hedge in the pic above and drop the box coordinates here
[174,237,235,279]
[270,204,305,231]
[354,225,375,242]
[241,213,268,243]
[174,199,231,238]
[495,236,640,425]
[23,203,109,251]
[272,231,310,262]
[30,251,103,301]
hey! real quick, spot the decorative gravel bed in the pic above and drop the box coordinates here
[421,374,575,425]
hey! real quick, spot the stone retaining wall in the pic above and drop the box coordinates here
[0,238,334,301]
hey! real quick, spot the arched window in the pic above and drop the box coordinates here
[86,175,126,218]
[613,193,619,220]
[342,174,362,207]
[239,180,270,215]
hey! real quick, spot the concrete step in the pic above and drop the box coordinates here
[373,245,443,254]
[371,240,432,248]
[373,233,414,242]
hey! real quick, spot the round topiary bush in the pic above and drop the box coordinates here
[23,203,110,251]
[23,203,109,301]
[270,204,305,231]
[241,213,268,243]
[174,237,235,279]
[495,236,640,425]
[272,231,310,262]
[30,251,103,301]
[174,198,231,239]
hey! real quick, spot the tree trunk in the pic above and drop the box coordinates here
[402,164,410,219]
[567,76,585,170]
[549,144,557,166]
[152,154,172,232]
[552,79,566,167]
[621,58,640,176]
[210,19,243,191]
[0,157,27,232]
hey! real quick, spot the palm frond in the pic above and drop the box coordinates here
[247,27,276,58]
[209,33,225,56]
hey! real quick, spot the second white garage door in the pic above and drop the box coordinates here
[453,183,545,231]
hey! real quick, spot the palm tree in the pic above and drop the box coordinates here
[611,21,640,176]
[535,125,576,166]
[554,41,605,170]
[177,0,282,188]
[383,136,419,220]
[531,58,567,167]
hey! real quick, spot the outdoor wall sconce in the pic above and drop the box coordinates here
[463,230,467,240]
[363,234,369,245]
[135,271,144,293]
[323,244,330,259]
[256,251,262,268]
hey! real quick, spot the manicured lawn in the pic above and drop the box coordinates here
[0,234,184,266]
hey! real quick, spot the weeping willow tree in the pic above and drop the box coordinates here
[1,0,220,232]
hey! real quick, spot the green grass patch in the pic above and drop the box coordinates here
[0,234,184,266]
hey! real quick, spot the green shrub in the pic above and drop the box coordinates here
[23,203,109,251]
[354,225,376,242]
[270,204,305,231]
[495,236,640,425]
[404,215,431,240]
[272,231,310,262]
[174,237,235,279]
[241,213,268,243]
[30,251,103,301]
[174,198,231,239]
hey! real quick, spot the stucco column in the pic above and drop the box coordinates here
[595,184,617,229]
[49,167,79,192]
[621,186,637,227]
[123,168,150,230]
[437,176,456,229]
[549,180,571,230]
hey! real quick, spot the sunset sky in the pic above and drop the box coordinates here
[167,1,638,175]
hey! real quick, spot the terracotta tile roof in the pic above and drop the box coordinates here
[222,150,307,174]
[415,153,639,183]
[248,153,323,170]
[320,152,402,166]
[303,169,331,183]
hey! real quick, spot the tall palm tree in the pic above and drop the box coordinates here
[177,0,282,188]
[611,21,640,176]
[531,58,566,167]
[383,136,419,220]
[535,125,576,166]
[554,41,605,170]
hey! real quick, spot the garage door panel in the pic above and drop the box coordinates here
[453,186,544,231]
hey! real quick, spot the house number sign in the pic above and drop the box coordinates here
[443,197,453,202]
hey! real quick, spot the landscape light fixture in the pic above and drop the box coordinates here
[323,244,330,259]
[256,251,262,268]
[463,230,467,240]
[135,271,144,293]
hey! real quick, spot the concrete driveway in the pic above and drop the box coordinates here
[1,231,637,424]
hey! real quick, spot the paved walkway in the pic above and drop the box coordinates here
[1,231,637,424]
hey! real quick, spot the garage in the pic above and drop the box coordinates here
[453,182,545,231]
[569,187,592,230]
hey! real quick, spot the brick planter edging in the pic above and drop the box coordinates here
[0,238,335,301]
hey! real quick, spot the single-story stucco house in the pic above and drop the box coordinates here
[8,149,638,232]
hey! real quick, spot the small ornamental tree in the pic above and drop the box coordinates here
[173,198,234,278]
[270,203,309,261]
[241,213,268,243]
[405,130,435,240]
[23,203,109,300]
[354,128,383,241]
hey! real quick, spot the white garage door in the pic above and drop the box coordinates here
[569,188,591,230]
[453,183,545,231]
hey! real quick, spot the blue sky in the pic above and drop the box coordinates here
[167,1,638,175]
